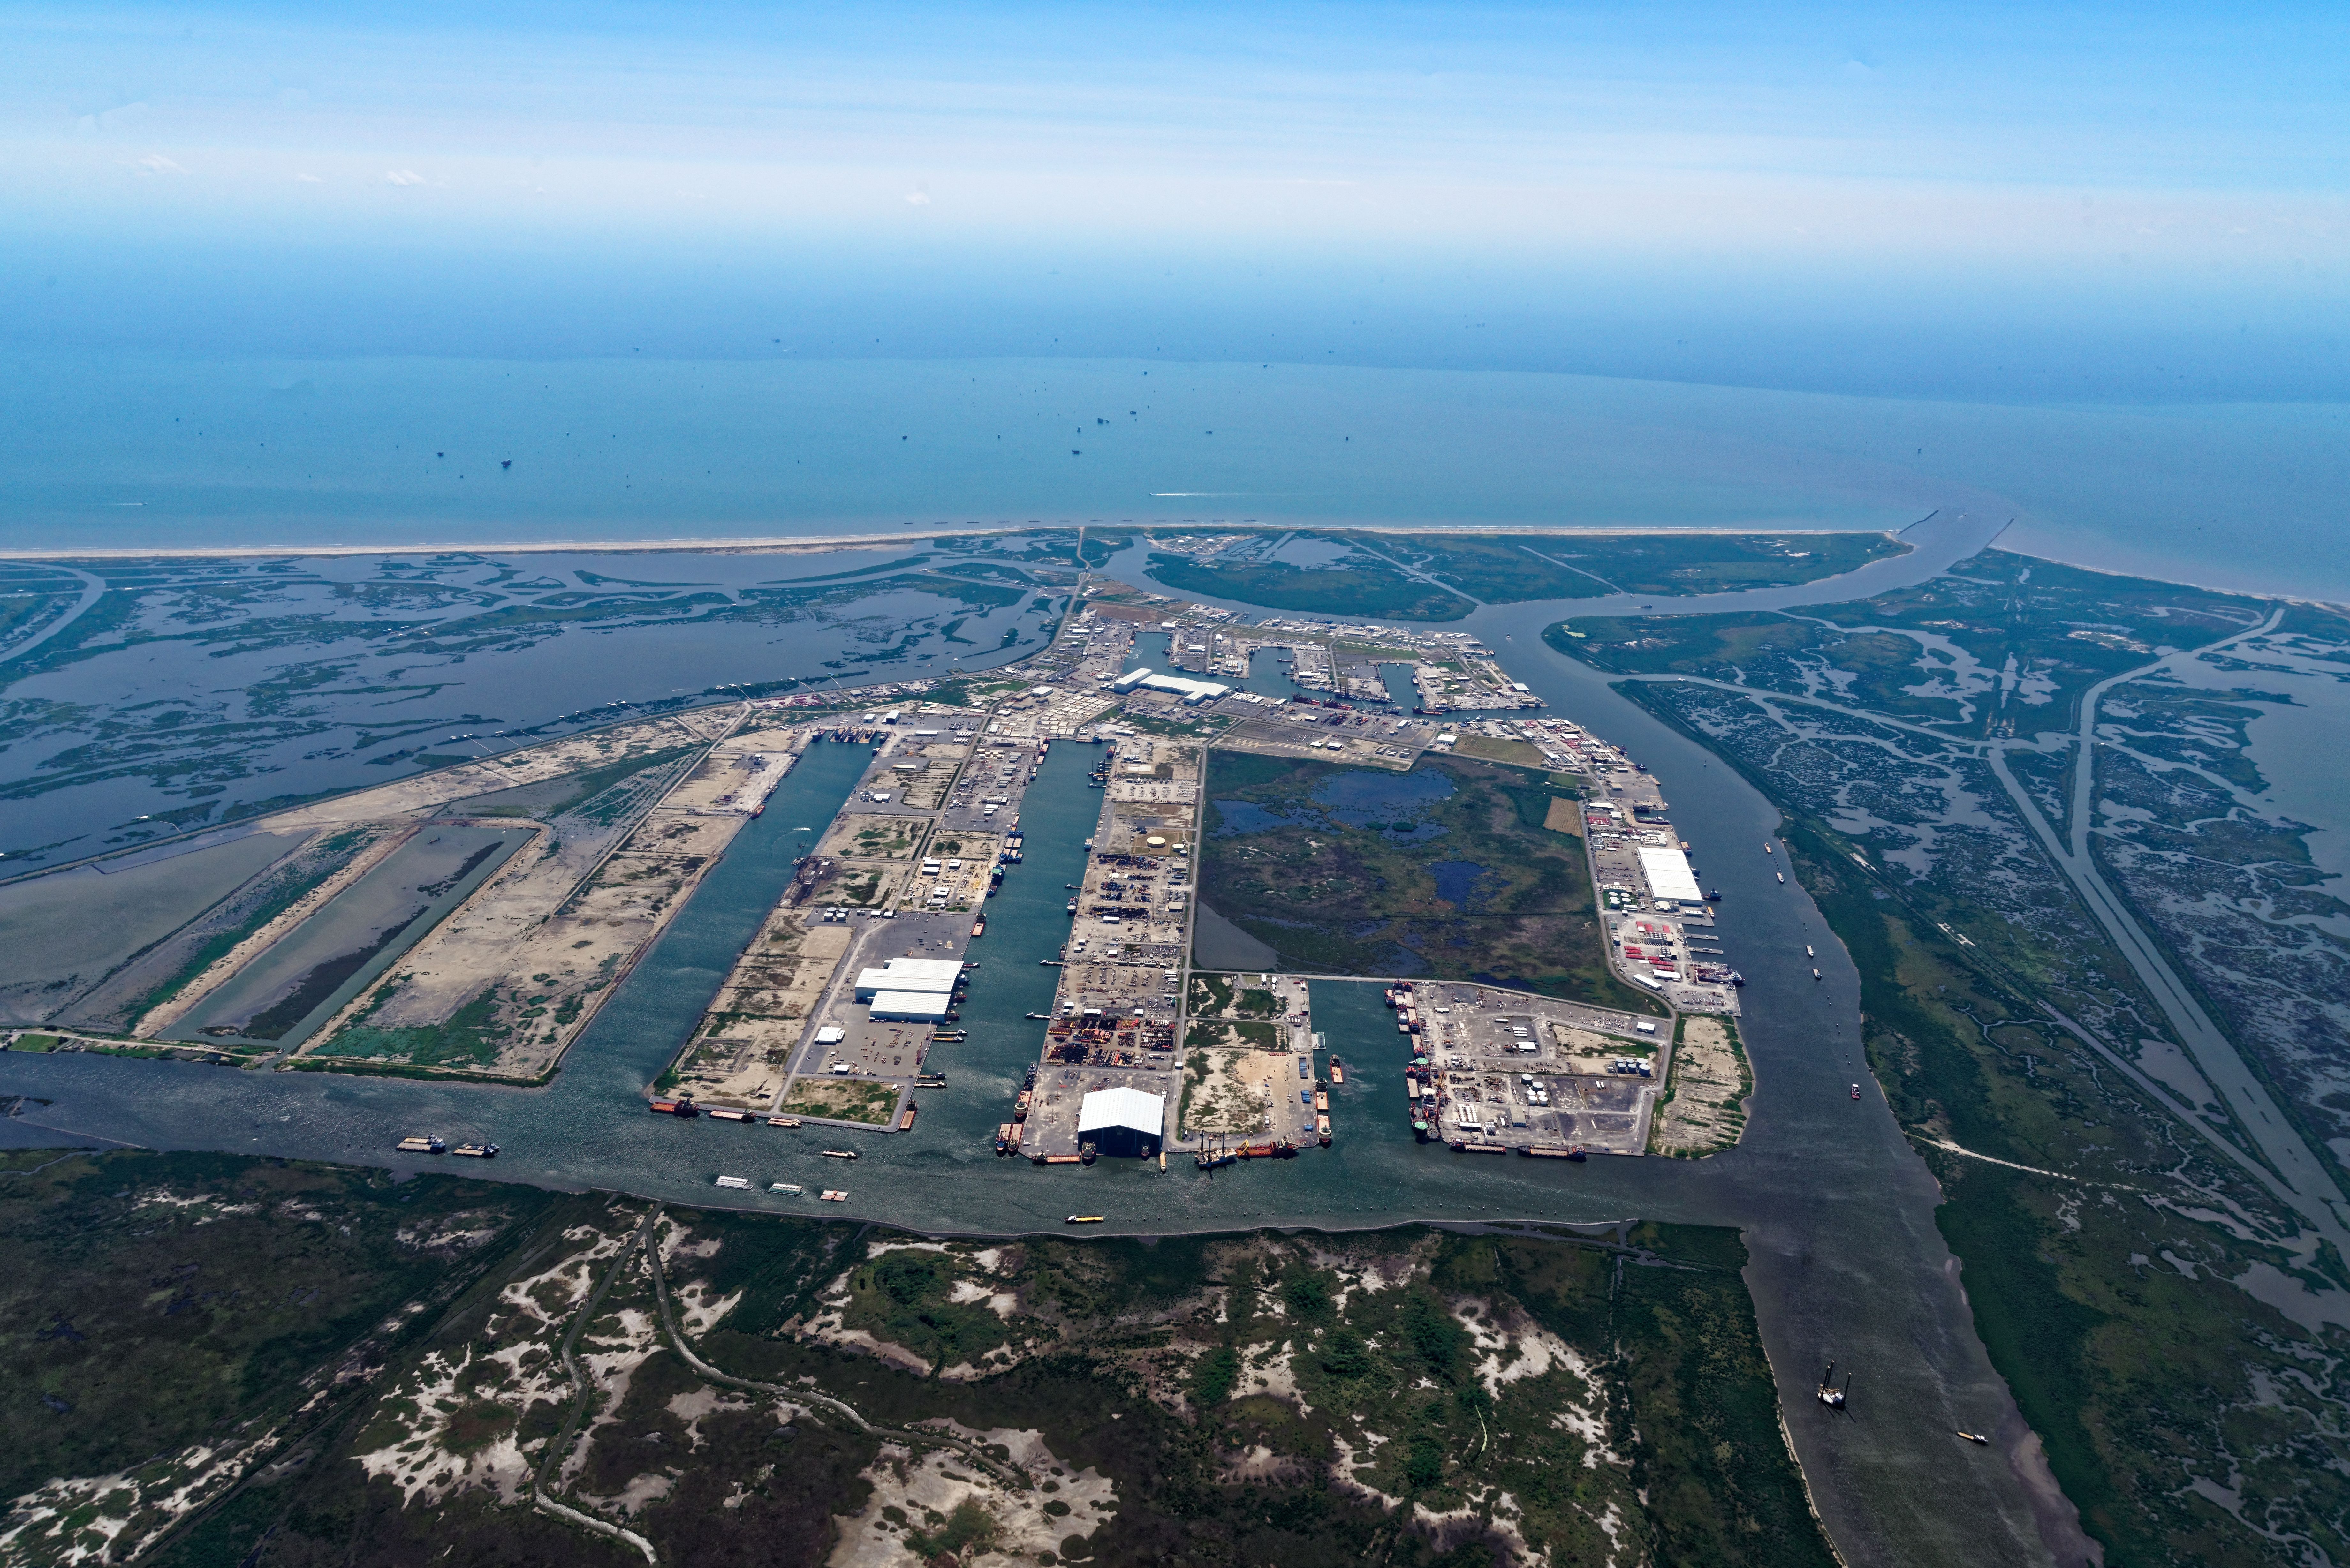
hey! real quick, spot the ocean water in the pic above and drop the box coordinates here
[6,356,2345,601]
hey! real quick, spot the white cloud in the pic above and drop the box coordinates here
[296,172,323,183]
[384,169,427,186]
[134,154,185,176]
[903,190,931,206]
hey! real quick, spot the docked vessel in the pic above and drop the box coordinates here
[768,1116,802,1128]
[395,1135,445,1154]
[1517,1145,1588,1161]
[451,1142,498,1158]
[707,1106,751,1121]
[648,1098,699,1117]
[1327,1057,1345,1084]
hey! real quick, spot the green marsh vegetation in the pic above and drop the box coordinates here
[1551,548,2263,737]
[1143,529,1905,622]
[1782,825,2350,1565]
[1197,750,1656,1008]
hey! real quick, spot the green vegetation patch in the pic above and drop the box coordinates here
[776,1076,901,1124]
[1377,529,1907,602]
[1146,548,1474,622]
[1198,750,1657,1009]
[0,1150,552,1506]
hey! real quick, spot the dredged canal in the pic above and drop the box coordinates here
[0,507,2084,1567]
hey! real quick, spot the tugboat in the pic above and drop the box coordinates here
[1816,1362,1851,1410]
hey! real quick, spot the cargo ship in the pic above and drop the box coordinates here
[898,1104,918,1132]
[451,1142,498,1158]
[767,1116,802,1128]
[821,1148,860,1160]
[648,1098,699,1117]
[820,1189,848,1202]
[714,1175,752,1189]
[706,1107,751,1122]
[1066,1214,1105,1225]
[1448,1138,1509,1154]
[1316,1115,1332,1146]
[395,1135,445,1154]
[770,1182,803,1194]
[1517,1145,1588,1161]
[1327,1057,1345,1084]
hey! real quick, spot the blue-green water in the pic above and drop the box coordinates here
[7,355,2346,601]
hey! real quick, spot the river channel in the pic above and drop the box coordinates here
[0,506,2082,1566]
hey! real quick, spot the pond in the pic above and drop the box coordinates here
[1208,799,1293,835]
[1428,859,1491,911]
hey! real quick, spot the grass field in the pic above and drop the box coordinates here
[777,1075,901,1124]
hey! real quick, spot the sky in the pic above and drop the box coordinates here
[3,1,2347,401]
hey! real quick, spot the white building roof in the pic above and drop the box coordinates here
[814,1025,846,1044]
[868,991,951,1020]
[1637,846,1704,904]
[854,967,958,996]
[1111,667,1231,703]
[880,957,966,982]
[1077,1086,1166,1136]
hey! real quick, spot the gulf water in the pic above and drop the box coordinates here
[5,356,2346,603]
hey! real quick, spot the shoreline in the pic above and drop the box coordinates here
[0,520,1904,562]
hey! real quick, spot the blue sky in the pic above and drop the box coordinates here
[5,2,2345,398]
